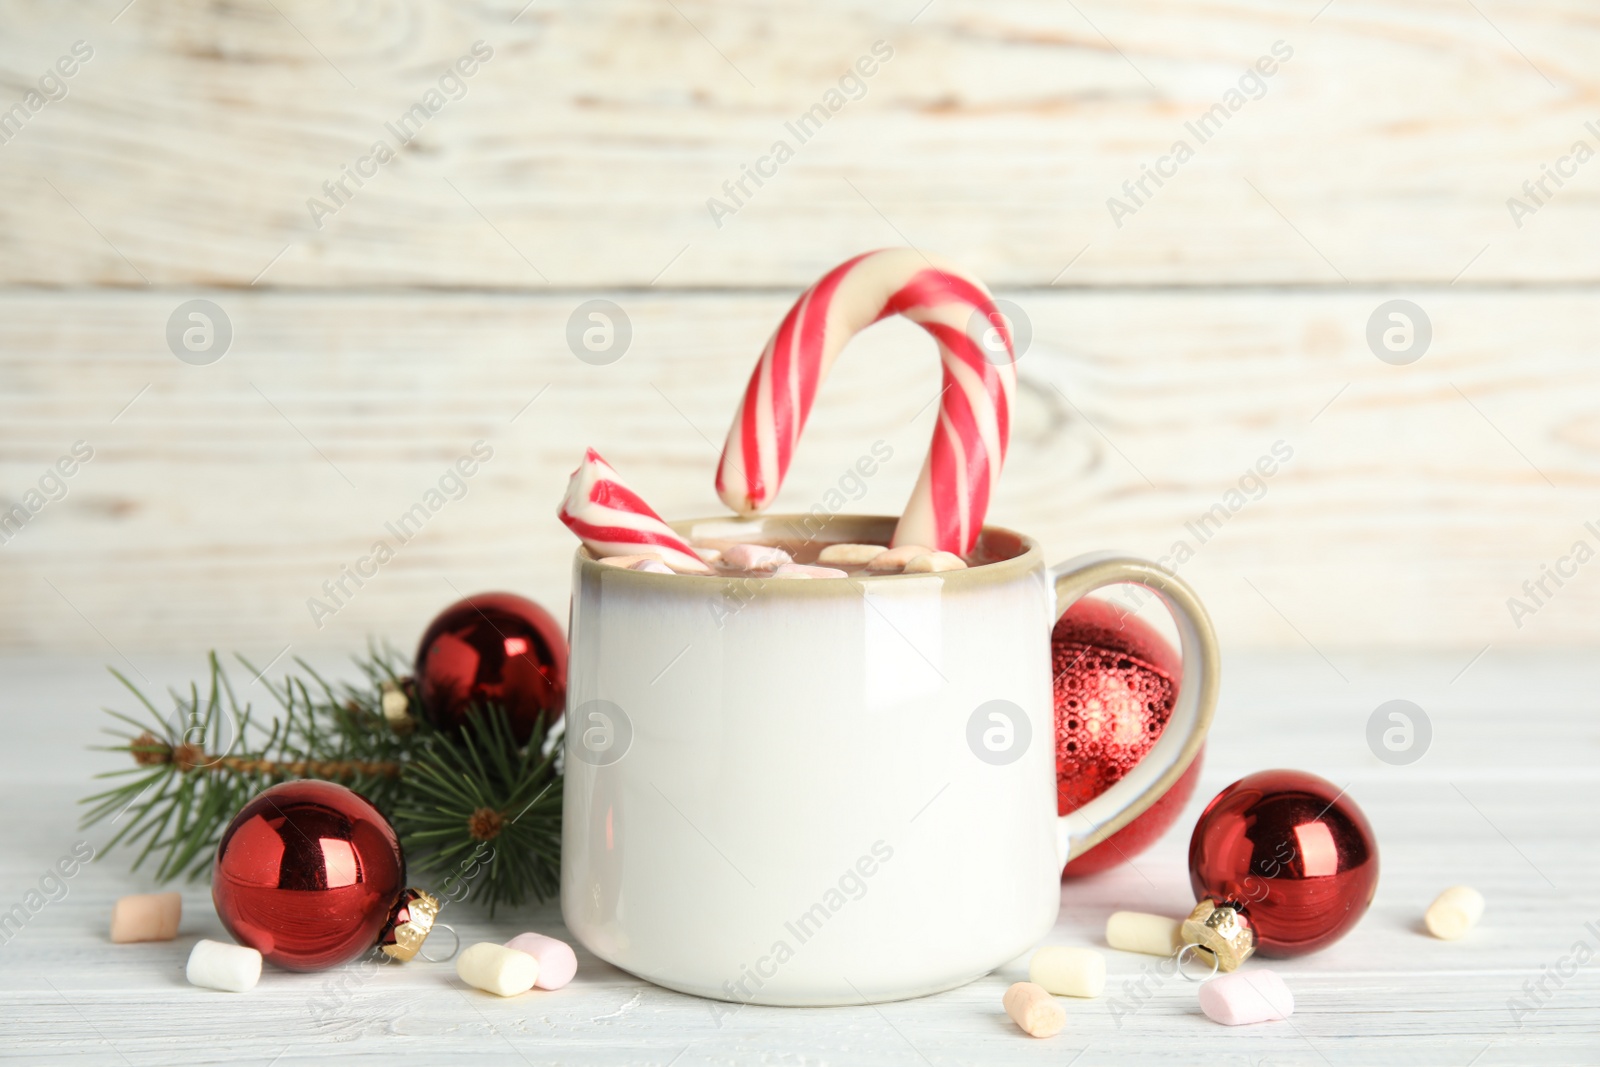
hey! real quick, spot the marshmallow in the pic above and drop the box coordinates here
[186,939,261,992]
[721,543,793,571]
[1106,911,1182,956]
[1425,886,1484,940]
[770,563,848,580]
[629,559,673,574]
[1028,946,1105,998]
[903,551,967,573]
[1198,969,1294,1026]
[458,941,539,997]
[865,544,933,572]
[1003,981,1065,1038]
[110,892,181,943]
[817,543,887,565]
[504,931,578,990]
[694,546,723,565]
[597,554,661,569]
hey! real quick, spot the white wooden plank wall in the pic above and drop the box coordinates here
[0,0,1596,654]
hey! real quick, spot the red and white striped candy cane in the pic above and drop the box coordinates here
[559,448,710,573]
[716,249,1015,555]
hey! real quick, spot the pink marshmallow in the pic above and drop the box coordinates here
[720,543,792,571]
[504,931,578,990]
[770,563,848,580]
[1198,969,1294,1026]
[110,892,182,943]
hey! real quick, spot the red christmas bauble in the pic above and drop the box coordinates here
[1053,597,1201,876]
[414,592,567,745]
[212,780,404,971]
[1188,769,1379,957]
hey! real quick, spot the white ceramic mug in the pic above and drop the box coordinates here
[561,514,1218,1006]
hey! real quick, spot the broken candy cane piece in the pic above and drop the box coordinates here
[1003,981,1066,1038]
[865,544,934,572]
[1028,946,1106,998]
[504,932,578,990]
[559,449,709,573]
[770,563,848,579]
[1106,911,1183,956]
[457,942,539,997]
[1425,886,1485,940]
[1198,969,1294,1026]
[816,543,886,565]
[903,551,967,573]
[721,543,792,571]
[186,939,261,992]
[110,892,181,943]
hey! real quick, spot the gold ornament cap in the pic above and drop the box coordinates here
[380,888,440,961]
[380,680,415,734]
[1182,899,1256,973]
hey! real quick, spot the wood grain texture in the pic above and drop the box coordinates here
[2,288,1597,655]
[0,0,1597,287]
[2,650,1596,1064]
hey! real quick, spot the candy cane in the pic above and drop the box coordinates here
[715,249,1015,555]
[559,448,710,573]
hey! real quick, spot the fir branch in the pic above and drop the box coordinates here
[81,647,421,883]
[81,648,566,911]
[391,706,562,915]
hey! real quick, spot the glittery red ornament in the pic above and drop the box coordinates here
[415,592,567,746]
[1053,597,1202,876]
[1188,769,1379,959]
[212,781,405,971]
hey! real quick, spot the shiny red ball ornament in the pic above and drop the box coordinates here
[1187,769,1379,964]
[1053,597,1203,877]
[212,781,406,971]
[414,592,567,745]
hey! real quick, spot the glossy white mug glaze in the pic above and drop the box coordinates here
[561,515,1218,1006]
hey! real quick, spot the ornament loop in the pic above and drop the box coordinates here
[418,922,460,963]
[1175,942,1220,982]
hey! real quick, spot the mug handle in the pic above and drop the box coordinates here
[1048,552,1221,870]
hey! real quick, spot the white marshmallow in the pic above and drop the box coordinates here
[458,941,539,997]
[597,554,661,569]
[1106,911,1182,956]
[110,892,181,943]
[770,563,848,580]
[693,546,723,565]
[817,543,887,565]
[1028,946,1105,998]
[865,544,933,572]
[1003,981,1065,1038]
[1425,886,1485,940]
[629,559,673,574]
[1199,969,1294,1026]
[721,543,793,571]
[504,931,578,990]
[186,939,261,992]
[903,551,967,573]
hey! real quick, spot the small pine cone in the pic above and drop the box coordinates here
[467,807,505,842]
[131,732,171,767]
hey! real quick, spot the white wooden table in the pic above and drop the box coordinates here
[2,648,1595,1065]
